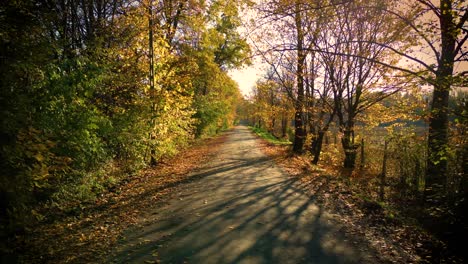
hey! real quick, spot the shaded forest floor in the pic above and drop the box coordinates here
[3,128,464,263]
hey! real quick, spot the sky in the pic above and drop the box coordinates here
[228,64,265,98]
[227,4,266,98]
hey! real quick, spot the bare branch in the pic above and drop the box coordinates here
[454,33,468,58]
[302,46,434,85]
[456,8,468,29]
[415,0,441,17]
[361,4,442,64]
[343,40,436,74]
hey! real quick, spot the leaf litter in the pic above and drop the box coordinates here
[256,137,461,264]
[9,134,228,263]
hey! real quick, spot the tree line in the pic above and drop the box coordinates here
[0,0,251,232]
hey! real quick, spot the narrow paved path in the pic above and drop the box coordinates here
[110,126,376,264]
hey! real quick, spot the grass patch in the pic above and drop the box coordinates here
[249,126,291,145]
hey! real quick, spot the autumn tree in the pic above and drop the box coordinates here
[342,0,468,202]
[190,0,251,136]
[403,0,466,204]
[313,0,408,168]
[306,60,336,164]
[254,0,324,153]
[250,70,294,138]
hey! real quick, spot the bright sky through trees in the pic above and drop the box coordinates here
[229,60,266,97]
[229,1,467,98]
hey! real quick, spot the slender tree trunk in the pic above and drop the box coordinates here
[293,0,306,153]
[305,54,315,143]
[270,116,276,134]
[311,111,335,164]
[281,115,287,138]
[312,130,325,164]
[148,0,157,166]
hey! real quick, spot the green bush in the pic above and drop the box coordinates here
[250,126,291,145]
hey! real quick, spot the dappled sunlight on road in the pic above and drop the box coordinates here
[110,126,376,264]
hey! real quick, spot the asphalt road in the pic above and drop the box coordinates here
[110,126,377,264]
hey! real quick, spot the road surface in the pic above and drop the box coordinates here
[110,126,377,264]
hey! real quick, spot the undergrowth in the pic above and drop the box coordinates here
[249,126,291,145]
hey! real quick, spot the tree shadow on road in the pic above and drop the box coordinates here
[110,151,380,264]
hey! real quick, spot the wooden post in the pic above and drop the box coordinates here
[380,139,388,201]
[360,138,365,169]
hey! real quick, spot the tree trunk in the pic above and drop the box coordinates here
[281,115,287,138]
[424,0,456,204]
[270,117,276,134]
[292,0,306,153]
[312,130,325,164]
[148,0,157,166]
[341,128,357,168]
[425,81,450,201]
[293,110,305,153]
